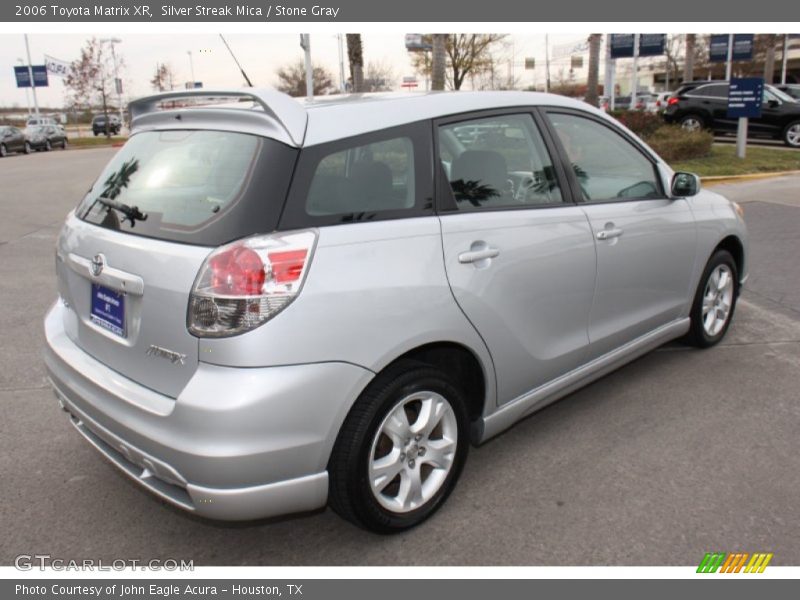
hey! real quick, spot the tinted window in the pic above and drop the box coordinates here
[438,114,563,209]
[76,130,298,246]
[306,136,415,216]
[690,84,728,98]
[548,113,662,202]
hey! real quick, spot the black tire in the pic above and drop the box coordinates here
[45,140,52,151]
[23,141,31,154]
[328,360,470,533]
[679,113,706,132]
[0,144,6,158]
[684,249,739,348]
[782,120,800,148]
[94,131,99,137]
[62,139,68,150]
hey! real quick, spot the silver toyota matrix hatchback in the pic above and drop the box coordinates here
[44,89,747,532]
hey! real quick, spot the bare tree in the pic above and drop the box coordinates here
[276,61,335,97]
[362,61,396,92]
[415,34,508,90]
[150,63,176,92]
[662,34,684,90]
[585,33,602,106]
[64,37,119,138]
[346,34,364,92]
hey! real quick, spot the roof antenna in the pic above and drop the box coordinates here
[219,34,254,87]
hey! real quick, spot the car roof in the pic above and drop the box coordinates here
[128,88,611,148]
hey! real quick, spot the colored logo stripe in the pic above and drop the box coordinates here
[697,552,773,573]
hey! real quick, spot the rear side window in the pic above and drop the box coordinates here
[438,113,564,210]
[307,136,415,216]
[77,130,298,246]
[279,121,433,229]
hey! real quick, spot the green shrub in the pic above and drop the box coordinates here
[610,110,664,138]
[645,125,713,162]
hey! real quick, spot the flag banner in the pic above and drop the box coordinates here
[44,54,71,77]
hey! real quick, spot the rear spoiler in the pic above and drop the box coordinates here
[128,88,308,147]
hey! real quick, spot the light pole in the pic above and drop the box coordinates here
[23,35,40,118]
[187,50,196,87]
[17,58,32,117]
[100,37,123,126]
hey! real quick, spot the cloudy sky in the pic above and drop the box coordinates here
[0,32,592,109]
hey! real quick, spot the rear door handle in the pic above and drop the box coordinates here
[596,228,624,241]
[458,247,500,264]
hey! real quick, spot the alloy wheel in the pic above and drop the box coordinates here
[786,123,800,147]
[702,264,734,337]
[368,391,458,514]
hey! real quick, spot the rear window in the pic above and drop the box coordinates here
[77,130,298,246]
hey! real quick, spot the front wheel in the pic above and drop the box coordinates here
[23,141,31,154]
[328,360,469,533]
[45,140,52,151]
[685,250,739,348]
[0,144,6,158]
[783,121,800,148]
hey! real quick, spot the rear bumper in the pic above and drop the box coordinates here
[44,301,374,521]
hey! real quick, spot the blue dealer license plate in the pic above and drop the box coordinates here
[90,283,125,337]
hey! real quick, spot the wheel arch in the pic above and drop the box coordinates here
[714,234,745,287]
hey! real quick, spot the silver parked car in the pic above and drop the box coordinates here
[44,89,748,533]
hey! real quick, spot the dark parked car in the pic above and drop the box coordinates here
[92,114,121,136]
[26,125,68,151]
[0,125,30,157]
[664,80,800,147]
[775,84,800,101]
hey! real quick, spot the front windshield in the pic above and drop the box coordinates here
[768,86,797,103]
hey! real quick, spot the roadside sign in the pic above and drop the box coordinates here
[727,77,764,119]
[405,34,432,51]
[185,81,203,89]
[401,76,419,89]
[524,57,535,70]
[609,34,635,59]
[114,78,123,95]
[14,65,48,87]
[639,34,666,56]
[570,56,583,69]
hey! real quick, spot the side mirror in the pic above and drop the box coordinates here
[768,99,781,108]
[671,172,701,198]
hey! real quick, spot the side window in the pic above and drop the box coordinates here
[548,113,662,202]
[438,114,564,210]
[306,136,415,216]
[692,84,728,98]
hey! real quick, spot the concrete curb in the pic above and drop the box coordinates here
[702,170,800,187]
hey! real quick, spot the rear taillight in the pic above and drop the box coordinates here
[188,230,317,337]
[667,97,679,106]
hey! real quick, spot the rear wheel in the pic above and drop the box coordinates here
[679,113,705,132]
[62,139,68,150]
[45,140,52,151]
[685,250,739,348]
[23,141,31,154]
[783,121,800,148]
[328,360,469,533]
[0,144,6,157]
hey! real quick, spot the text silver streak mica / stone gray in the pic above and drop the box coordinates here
[44,88,748,531]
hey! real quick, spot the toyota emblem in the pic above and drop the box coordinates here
[91,253,105,277]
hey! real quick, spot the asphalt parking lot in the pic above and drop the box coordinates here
[1,148,799,566]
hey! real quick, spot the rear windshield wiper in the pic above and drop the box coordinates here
[97,197,148,227]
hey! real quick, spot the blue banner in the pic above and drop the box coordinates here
[709,34,730,63]
[639,34,666,57]
[732,34,754,61]
[609,34,635,58]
